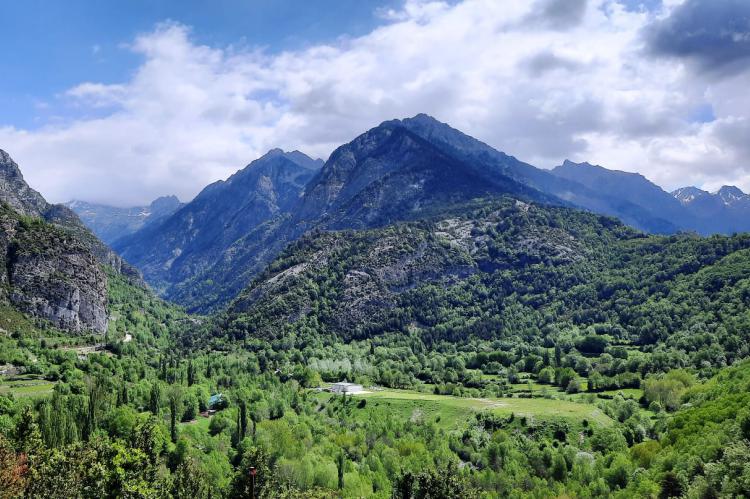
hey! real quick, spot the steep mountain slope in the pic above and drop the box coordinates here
[113,149,323,295]
[221,196,750,369]
[0,149,166,333]
[164,122,558,312]
[397,114,680,234]
[673,185,750,234]
[224,198,635,341]
[294,121,554,228]
[0,149,50,217]
[66,195,182,244]
[0,149,142,284]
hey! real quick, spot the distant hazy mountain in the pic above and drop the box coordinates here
[66,195,182,245]
[113,149,324,299]
[672,185,750,234]
[551,160,691,230]
[548,160,750,235]
[396,114,680,234]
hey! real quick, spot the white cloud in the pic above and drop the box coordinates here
[2,0,750,206]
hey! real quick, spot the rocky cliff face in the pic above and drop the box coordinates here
[0,148,142,286]
[0,205,108,333]
[0,149,145,333]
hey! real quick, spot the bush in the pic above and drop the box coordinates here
[209,413,231,436]
[566,378,582,394]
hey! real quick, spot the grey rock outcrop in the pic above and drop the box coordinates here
[0,205,108,333]
[0,149,49,217]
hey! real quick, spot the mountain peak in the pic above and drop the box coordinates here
[250,148,320,170]
[556,159,648,181]
[284,150,323,170]
[379,113,442,129]
[561,159,594,169]
[0,148,50,217]
[0,148,20,172]
[403,113,442,125]
[671,186,709,205]
[716,185,746,199]
[263,148,285,157]
[149,195,182,211]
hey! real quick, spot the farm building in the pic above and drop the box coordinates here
[330,381,364,394]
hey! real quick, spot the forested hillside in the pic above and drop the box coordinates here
[220,197,750,372]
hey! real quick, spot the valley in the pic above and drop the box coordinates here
[1,116,750,498]
[4,0,750,495]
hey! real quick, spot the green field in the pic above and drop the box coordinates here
[334,389,613,428]
[179,414,213,432]
[599,388,643,399]
[0,377,56,398]
[509,381,561,393]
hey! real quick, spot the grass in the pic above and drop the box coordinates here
[599,388,643,399]
[0,377,56,398]
[331,389,613,428]
[510,381,559,393]
[180,413,213,431]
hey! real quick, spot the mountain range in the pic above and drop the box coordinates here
[112,149,323,301]
[65,195,182,245]
[9,115,750,315]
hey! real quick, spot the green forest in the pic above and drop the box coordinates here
[2,199,750,498]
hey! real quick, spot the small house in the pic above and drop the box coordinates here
[208,393,227,410]
[330,381,363,394]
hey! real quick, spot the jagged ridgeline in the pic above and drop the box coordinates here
[110,115,750,314]
[215,196,750,370]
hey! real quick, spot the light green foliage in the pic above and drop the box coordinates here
[1,199,750,496]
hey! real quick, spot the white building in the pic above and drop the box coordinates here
[330,381,364,394]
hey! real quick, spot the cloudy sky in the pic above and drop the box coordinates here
[1,0,749,206]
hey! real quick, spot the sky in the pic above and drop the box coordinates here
[1,0,749,206]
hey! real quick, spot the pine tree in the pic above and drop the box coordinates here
[149,383,161,415]
[239,400,248,441]
[187,360,195,387]
[337,450,346,490]
[168,387,182,443]
[170,397,178,443]
[14,407,42,457]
